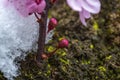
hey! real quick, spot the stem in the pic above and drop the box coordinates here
[34,13,40,21]
[36,0,50,62]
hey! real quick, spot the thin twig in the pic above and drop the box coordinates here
[36,0,50,63]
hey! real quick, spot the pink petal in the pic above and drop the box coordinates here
[86,0,101,13]
[37,0,46,13]
[66,0,82,11]
[79,12,87,26]
[12,0,30,17]
[27,3,38,14]
[83,9,91,19]
[79,0,100,14]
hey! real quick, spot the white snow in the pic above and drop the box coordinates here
[0,0,53,79]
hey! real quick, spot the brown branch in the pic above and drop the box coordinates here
[36,0,50,63]
[34,13,40,20]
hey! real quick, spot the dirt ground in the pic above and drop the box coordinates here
[0,0,120,80]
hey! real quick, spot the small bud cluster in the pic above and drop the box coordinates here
[42,38,69,59]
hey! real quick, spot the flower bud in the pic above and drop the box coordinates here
[41,53,48,59]
[47,18,58,33]
[58,39,69,48]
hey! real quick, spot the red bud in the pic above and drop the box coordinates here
[58,39,69,48]
[47,18,58,33]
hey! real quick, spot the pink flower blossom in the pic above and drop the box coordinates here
[7,0,46,17]
[67,0,101,26]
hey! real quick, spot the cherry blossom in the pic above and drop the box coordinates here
[67,0,101,26]
[7,0,46,17]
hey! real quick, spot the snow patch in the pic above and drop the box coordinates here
[0,0,53,79]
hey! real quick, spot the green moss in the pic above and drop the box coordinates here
[11,0,120,80]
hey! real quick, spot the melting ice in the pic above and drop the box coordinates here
[0,0,53,79]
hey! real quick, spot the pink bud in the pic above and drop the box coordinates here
[58,39,69,48]
[47,18,58,33]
